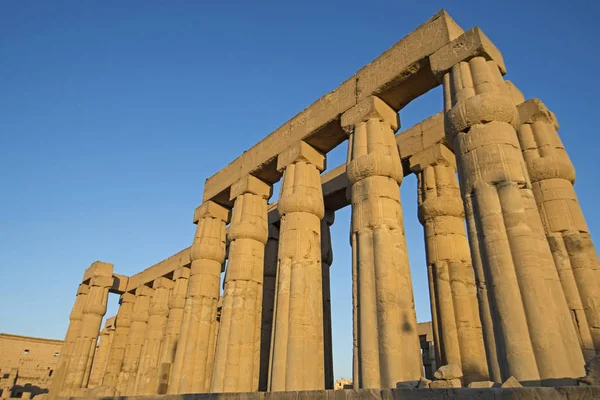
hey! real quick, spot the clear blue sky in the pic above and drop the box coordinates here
[1,0,599,382]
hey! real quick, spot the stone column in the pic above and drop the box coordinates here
[102,293,135,389]
[517,99,600,358]
[88,316,116,388]
[157,267,190,394]
[259,224,278,392]
[342,96,422,388]
[429,28,585,383]
[321,209,334,390]
[134,277,174,395]
[168,201,229,394]
[62,262,113,395]
[116,285,154,395]
[269,141,326,391]
[48,283,89,399]
[410,144,489,384]
[210,176,271,393]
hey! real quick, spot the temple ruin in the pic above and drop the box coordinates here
[42,10,600,399]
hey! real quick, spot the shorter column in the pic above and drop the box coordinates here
[88,316,116,388]
[116,285,154,395]
[102,293,135,390]
[410,144,489,384]
[157,267,190,394]
[211,175,271,393]
[135,277,174,395]
[517,99,600,358]
[62,262,114,395]
[269,141,326,391]
[321,210,334,389]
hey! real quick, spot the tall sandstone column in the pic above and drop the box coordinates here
[168,201,228,394]
[48,283,89,399]
[116,285,154,395]
[62,262,113,395]
[157,267,190,394]
[342,96,422,388]
[517,98,600,358]
[259,225,278,391]
[211,175,271,393]
[409,144,489,384]
[102,293,135,389]
[429,27,585,383]
[269,141,326,391]
[88,316,116,388]
[134,277,174,394]
[321,209,334,390]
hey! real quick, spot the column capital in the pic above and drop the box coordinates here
[409,144,456,173]
[77,284,90,296]
[505,81,525,105]
[120,292,136,304]
[341,96,399,132]
[276,141,325,172]
[84,261,114,281]
[90,275,114,288]
[517,98,560,130]
[193,201,231,224]
[152,277,175,290]
[105,316,116,329]
[135,285,154,297]
[173,266,191,280]
[429,27,506,80]
[230,175,272,201]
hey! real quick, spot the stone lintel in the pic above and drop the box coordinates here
[230,175,272,201]
[409,144,456,173]
[268,224,279,240]
[429,27,506,80]
[505,81,525,105]
[193,201,231,224]
[120,293,136,304]
[341,96,399,132]
[276,141,326,172]
[135,285,154,297]
[517,98,560,130]
[173,266,191,280]
[109,274,128,295]
[126,247,191,292]
[153,277,175,290]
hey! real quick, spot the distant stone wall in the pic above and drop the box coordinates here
[0,333,63,398]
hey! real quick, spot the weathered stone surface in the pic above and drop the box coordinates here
[467,381,495,388]
[434,364,463,381]
[582,355,600,385]
[417,377,431,389]
[501,376,522,388]
[429,379,461,389]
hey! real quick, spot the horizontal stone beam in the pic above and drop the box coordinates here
[202,10,463,207]
[125,247,191,292]
[81,264,129,295]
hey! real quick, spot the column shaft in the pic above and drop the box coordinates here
[168,201,228,394]
[269,141,326,391]
[342,96,422,388]
[102,293,135,389]
[321,210,334,390]
[211,175,271,393]
[88,317,116,388]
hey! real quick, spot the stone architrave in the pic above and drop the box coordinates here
[88,316,116,388]
[259,225,279,392]
[410,144,489,384]
[48,283,89,399]
[168,202,229,394]
[210,175,271,393]
[134,277,174,395]
[429,27,585,383]
[342,96,422,388]
[116,285,154,395]
[157,267,190,394]
[321,209,335,390]
[102,293,135,389]
[62,262,114,395]
[269,141,326,391]
[517,98,600,358]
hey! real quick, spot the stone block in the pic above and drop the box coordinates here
[430,27,506,80]
[276,141,326,172]
[152,277,175,289]
[505,80,525,105]
[89,274,114,288]
[434,364,463,380]
[341,96,399,132]
[230,175,272,201]
[467,381,495,388]
[120,292,136,304]
[77,284,89,295]
[193,201,231,224]
[430,379,461,388]
[501,376,522,388]
[417,377,431,388]
[173,266,191,280]
[135,285,154,297]
[409,144,455,172]
[517,98,557,128]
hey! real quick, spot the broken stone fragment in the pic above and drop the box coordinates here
[434,364,463,380]
[430,378,461,388]
[501,376,522,388]
[467,381,495,388]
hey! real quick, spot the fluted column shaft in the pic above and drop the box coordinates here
[63,262,113,395]
[102,293,135,389]
[517,99,600,359]
[410,144,489,384]
[157,267,190,394]
[269,141,326,391]
[88,317,116,388]
[342,96,422,388]
[48,283,89,399]
[135,278,174,395]
[430,29,585,383]
[259,225,279,392]
[168,201,229,394]
[211,175,271,393]
[116,285,153,395]
[321,210,334,390]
